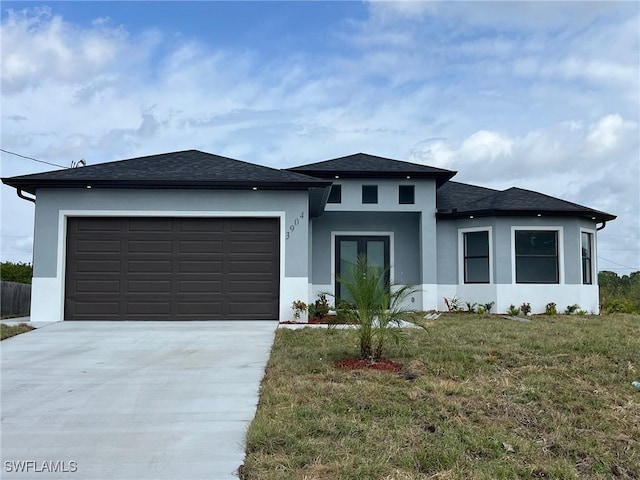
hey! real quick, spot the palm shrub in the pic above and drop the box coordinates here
[337,254,417,360]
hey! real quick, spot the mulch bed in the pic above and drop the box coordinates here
[335,357,402,372]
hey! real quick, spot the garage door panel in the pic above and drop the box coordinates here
[127,280,172,293]
[128,218,173,232]
[228,241,277,254]
[74,301,120,315]
[76,260,122,273]
[128,240,173,253]
[177,301,223,315]
[65,217,280,320]
[76,239,122,253]
[179,240,224,254]
[75,280,121,293]
[228,259,276,274]
[127,260,173,273]
[74,218,122,232]
[177,280,223,293]
[178,218,225,233]
[229,218,277,233]
[126,301,172,315]
[178,260,224,273]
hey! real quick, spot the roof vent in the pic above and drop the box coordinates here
[71,159,86,168]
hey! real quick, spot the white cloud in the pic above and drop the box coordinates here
[0,7,133,93]
[585,114,638,154]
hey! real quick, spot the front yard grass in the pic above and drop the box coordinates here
[243,314,640,479]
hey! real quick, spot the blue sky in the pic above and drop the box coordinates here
[1,1,639,275]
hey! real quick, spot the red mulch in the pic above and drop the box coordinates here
[335,357,402,372]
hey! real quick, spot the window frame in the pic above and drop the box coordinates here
[458,227,493,284]
[361,185,378,204]
[512,227,564,284]
[327,184,342,204]
[580,229,595,285]
[398,185,415,205]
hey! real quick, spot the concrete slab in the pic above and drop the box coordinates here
[1,321,277,480]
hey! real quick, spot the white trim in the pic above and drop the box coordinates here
[329,231,395,298]
[511,226,564,284]
[56,210,286,321]
[579,227,596,286]
[458,226,493,285]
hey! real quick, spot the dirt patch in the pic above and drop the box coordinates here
[335,357,402,372]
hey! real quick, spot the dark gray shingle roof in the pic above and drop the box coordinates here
[288,153,456,186]
[437,182,616,222]
[2,150,330,194]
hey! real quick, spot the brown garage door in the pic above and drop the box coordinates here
[64,217,280,320]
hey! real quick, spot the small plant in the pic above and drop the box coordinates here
[577,309,587,316]
[476,305,486,315]
[545,302,557,315]
[564,304,580,315]
[482,301,495,313]
[314,293,330,319]
[520,302,531,316]
[444,295,461,312]
[291,300,307,320]
[465,301,477,313]
[508,304,520,316]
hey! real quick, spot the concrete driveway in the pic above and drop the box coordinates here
[1,321,277,480]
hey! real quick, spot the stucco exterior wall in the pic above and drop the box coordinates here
[435,215,601,313]
[31,188,310,322]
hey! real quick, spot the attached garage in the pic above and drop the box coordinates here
[64,217,280,320]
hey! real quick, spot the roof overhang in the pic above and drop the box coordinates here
[1,178,332,196]
[436,209,617,222]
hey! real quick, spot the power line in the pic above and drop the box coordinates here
[0,148,67,169]
[597,256,639,270]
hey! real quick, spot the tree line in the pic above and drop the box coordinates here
[598,271,640,314]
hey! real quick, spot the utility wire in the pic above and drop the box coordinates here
[0,148,68,169]
[597,256,639,270]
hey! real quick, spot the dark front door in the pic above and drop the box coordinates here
[335,235,390,302]
[64,217,280,320]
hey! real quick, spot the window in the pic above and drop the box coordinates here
[581,232,593,285]
[328,184,342,204]
[464,231,490,283]
[362,185,378,204]
[515,230,559,283]
[399,185,415,204]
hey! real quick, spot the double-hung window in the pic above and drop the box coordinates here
[515,230,559,283]
[463,230,490,283]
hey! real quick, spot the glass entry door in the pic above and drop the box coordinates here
[335,235,390,302]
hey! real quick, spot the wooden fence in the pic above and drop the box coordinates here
[1,281,31,318]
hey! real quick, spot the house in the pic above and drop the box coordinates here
[2,150,615,321]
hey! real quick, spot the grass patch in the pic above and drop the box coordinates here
[243,314,640,479]
[1,322,35,340]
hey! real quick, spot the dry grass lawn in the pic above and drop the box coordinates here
[243,314,639,480]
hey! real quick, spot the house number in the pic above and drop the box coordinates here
[285,212,305,240]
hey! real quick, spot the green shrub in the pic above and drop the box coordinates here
[0,262,33,284]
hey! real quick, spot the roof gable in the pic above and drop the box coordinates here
[288,153,456,186]
[2,150,330,194]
